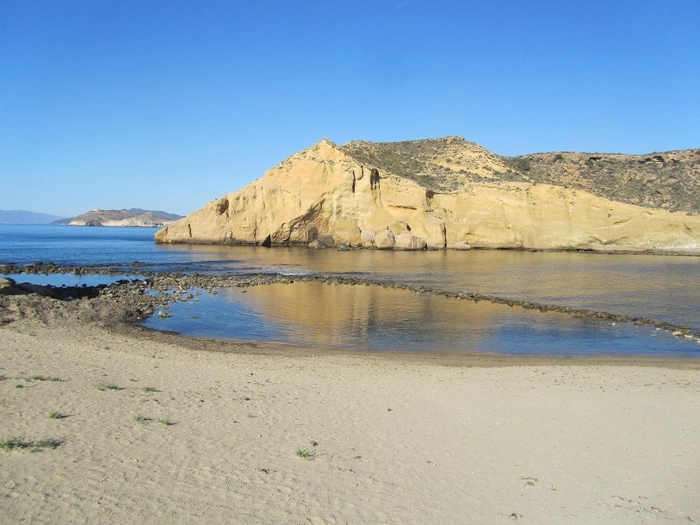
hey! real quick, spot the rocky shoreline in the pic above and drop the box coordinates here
[2,262,700,347]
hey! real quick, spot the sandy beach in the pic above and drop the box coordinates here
[1,292,699,524]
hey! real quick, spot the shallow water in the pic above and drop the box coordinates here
[0,272,136,287]
[159,247,700,331]
[2,224,700,355]
[146,281,700,356]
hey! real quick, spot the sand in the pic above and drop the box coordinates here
[1,295,699,524]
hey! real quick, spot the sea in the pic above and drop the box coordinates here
[2,224,700,357]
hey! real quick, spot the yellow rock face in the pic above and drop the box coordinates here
[156,139,700,253]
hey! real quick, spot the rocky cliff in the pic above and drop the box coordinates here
[156,137,700,254]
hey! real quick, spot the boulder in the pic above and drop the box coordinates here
[374,230,396,249]
[308,239,326,249]
[451,241,472,251]
[0,277,16,295]
[15,282,59,298]
[316,233,335,247]
[394,233,427,250]
[389,220,412,235]
[360,229,376,248]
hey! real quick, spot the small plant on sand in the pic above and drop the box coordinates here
[27,375,62,382]
[295,447,316,460]
[48,411,67,420]
[134,415,152,424]
[157,418,175,426]
[1,437,30,451]
[142,386,160,393]
[97,383,123,391]
[1,437,62,451]
[35,438,62,449]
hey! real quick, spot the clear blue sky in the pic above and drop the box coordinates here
[2,0,699,217]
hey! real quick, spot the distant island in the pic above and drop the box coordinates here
[0,210,67,224]
[57,208,183,227]
[156,136,700,254]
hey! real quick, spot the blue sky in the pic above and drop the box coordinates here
[1,0,699,217]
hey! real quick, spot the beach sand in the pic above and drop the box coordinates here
[1,293,699,524]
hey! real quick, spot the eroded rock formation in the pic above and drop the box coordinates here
[156,138,700,253]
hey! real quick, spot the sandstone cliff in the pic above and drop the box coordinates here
[155,138,700,254]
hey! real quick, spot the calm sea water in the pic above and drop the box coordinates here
[2,224,699,356]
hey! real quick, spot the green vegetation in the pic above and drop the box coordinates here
[35,438,62,449]
[1,437,30,450]
[48,411,67,419]
[134,415,174,426]
[295,447,316,460]
[342,137,699,213]
[25,375,62,382]
[344,138,468,191]
[343,137,529,192]
[1,437,62,451]
[504,150,700,214]
[511,157,531,172]
[97,383,123,391]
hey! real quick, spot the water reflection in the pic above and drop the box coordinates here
[148,282,700,356]
[5,226,698,355]
[156,246,700,331]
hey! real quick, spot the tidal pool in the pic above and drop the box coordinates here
[145,281,700,357]
[0,272,137,288]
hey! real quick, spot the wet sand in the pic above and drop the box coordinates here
[1,292,699,524]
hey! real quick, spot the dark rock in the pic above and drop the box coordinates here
[0,277,17,295]
[16,282,60,298]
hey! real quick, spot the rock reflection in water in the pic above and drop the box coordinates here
[219,282,497,350]
[156,247,700,331]
[149,281,700,356]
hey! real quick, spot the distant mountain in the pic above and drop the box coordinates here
[58,208,184,227]
[0,210,67,224]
